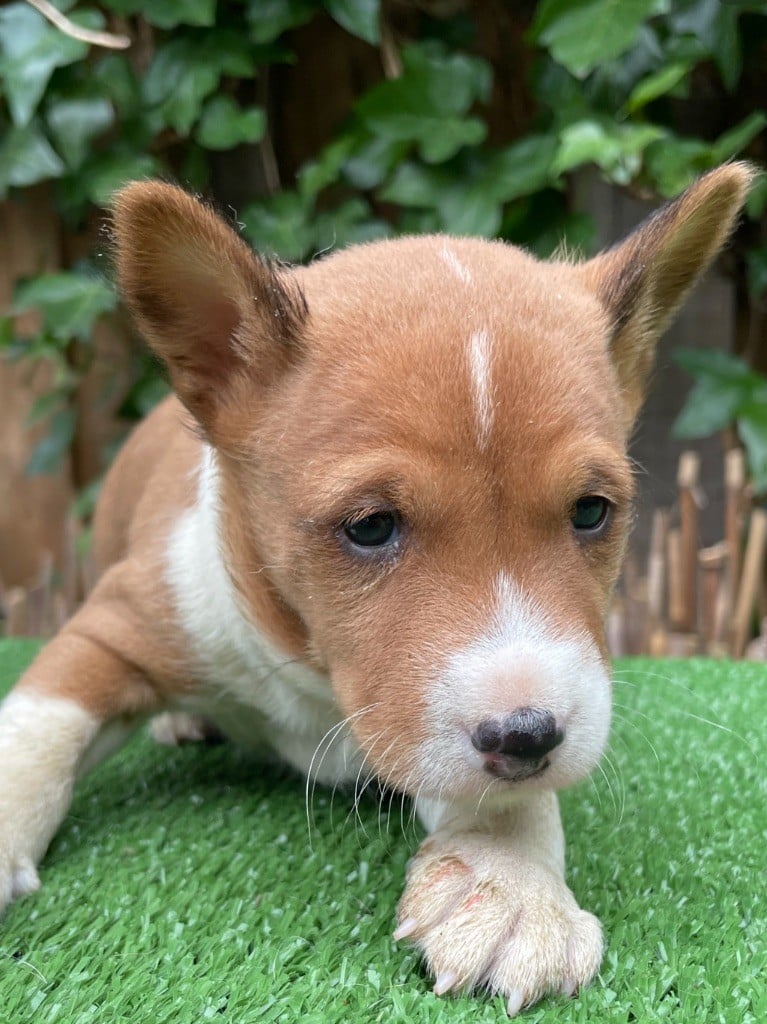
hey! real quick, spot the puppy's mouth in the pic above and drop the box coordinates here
[480,753,551,783]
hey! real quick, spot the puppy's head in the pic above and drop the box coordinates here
[112,165,753,807]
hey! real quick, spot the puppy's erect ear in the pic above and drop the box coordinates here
[111,182,306,430]
[580,162,755,429]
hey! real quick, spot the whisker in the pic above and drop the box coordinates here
[611,706,662,768]
[594,758,618,820]
[602,748,626,825]
[304,703,380,845]
[475,777,500,816]
[613,668,755,755]
[344,728,389,842]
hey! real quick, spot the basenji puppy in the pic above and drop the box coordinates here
[0,163,753,1014]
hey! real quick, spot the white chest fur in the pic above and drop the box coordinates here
[164,447,362,785]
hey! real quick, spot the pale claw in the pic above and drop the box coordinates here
[433,970,459,996]
[393,917,418,941]
[506,989,525,1017]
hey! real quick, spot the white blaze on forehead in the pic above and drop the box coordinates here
[440,245,472,285]
[469,328,494,450]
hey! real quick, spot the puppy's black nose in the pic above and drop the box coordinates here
[471,708,564,761]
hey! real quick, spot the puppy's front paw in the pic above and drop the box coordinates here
[395,834,602,1015]
[0,849,41,913]
[149,712,224,746]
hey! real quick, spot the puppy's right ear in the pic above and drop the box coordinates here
[579,162,754,430]
[111,182,306,431]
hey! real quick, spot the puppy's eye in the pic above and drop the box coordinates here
[344,511,399,548]
[571,496,610,534]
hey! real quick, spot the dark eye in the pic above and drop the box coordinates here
[344,511,399,549]
[571,496,610,533]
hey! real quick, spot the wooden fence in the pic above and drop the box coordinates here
[1,176,764,656]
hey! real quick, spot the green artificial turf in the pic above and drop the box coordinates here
[0,639,765,1024]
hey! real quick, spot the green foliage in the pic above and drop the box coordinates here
[531,0,663,79]
[1,270,117,474]
[673,350,767,494]
[0,0,765,484]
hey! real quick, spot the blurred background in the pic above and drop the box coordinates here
[0,0,766,656]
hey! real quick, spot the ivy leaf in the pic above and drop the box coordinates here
[12,271,117,342]
[673,378,749,438]
[143,42,220,134]
[625,61,692,113]
[312,198,392,252]
[645,113,764,199]
[0,121,65,196]
[325,0,379,44]
[483,135,558,202]
[667,0,741,91]
[90,55,141,118]
[143,35,256,135]
[195,97,266,150]
[355,43,491,162]
[0,316,13,349]
[28,389,70,428]
[0,2,89,125]
[381,137,557,237]
[246,0,318,44]
[710,112,767,163]
[342,136,409,190]
[27,407,76,476]
[107,0,216,29]
[241,192,316,261]
[739,404,767,494]
[57,151,160,216]
[149,0,215,29]
[381,163,504,236]
[298,135,356,197]
[644,135,713,196]
[672,349,767,439]
[553,120,663,183]
[47,98,114,170]
[746,174,767,219]
[674,347,765,385]
[531,0,661,79]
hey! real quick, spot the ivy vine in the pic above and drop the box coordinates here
[0,0,765,484]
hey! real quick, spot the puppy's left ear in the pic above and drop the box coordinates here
[580,162,755,429]
[111,181,307,438]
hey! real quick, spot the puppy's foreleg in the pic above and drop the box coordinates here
[0,625,159,913]
[396,792,602,1015]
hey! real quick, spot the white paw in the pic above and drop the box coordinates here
[0,853,41,911]
[395,833,603,1015]
[0,691,97,916]
[149,712,223,746]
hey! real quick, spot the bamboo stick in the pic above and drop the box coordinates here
[643,512,667,630]
[5,588,29,637]
[52,592,70,632]
[62,513,81,613]
[731,508,767,658]
[606,597,627,657]
[36,550,55,636]
[677,452,700,633]
[723,448,746,637]
[667,527,684,631]
[698,542,728,655]
[666,632,699,657]
[745,618,767,661]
